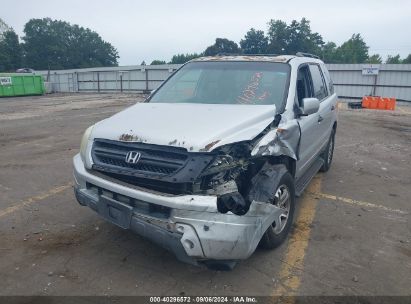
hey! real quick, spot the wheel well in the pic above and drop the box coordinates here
[266,155,296,178]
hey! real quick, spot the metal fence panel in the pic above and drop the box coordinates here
[37,63,411,102]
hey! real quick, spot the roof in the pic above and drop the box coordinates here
[191,55,296,63]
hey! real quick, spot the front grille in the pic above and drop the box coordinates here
[91,138,215,195]
[92,139,188,177]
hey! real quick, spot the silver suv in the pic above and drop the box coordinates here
[73,54,337,269]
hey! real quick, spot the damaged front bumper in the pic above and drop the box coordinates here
[73,154,282,265]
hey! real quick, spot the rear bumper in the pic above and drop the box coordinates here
[73,154,281,263]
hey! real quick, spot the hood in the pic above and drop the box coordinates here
[91,102,276,152]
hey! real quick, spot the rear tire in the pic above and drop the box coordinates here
[259,172,295,249]
[320,129,335,172]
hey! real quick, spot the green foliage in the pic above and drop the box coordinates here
[287,18,324,55]
[240,28,268,54]
[266,20,288,54]
[171,23,382,64]
[22,18,118,69]
[150,60,166,65]
[266,18,324,56]
[0,30,22,72]
[169,53,201,64]
[204,38,240,56]
[367,54,383,64]
[336,34,369,63]
[0,18,12,41]
[321,42,338,63]
[403,54,411,64]
[386,54,401,64]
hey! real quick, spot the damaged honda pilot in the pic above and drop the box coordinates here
[73,54,337,269]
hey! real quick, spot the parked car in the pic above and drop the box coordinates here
[73,54,337,269]
[16,68,35,73]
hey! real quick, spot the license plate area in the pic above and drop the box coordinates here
[98,195,133,229]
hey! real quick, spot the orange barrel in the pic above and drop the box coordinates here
[362,96,371,108]
[387,98,396,110]
[378,98,386,110]
[370,97,379,109]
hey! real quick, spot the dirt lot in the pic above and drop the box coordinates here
[0,93,410,297]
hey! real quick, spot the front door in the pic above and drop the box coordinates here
[295,65,323,179]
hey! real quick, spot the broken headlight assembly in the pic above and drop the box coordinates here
[200,142,250,191]
[80,125,94,162]
[201,142,250,176]
[199,142,256,216]
[204,154,235,173]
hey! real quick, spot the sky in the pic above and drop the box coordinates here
[2,0,411,65]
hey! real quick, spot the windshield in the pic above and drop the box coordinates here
[149,61,290,107]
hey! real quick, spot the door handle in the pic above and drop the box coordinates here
[331,105,336,111]
[318,115,324,122]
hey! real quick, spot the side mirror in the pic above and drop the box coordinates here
[300,98,320,116]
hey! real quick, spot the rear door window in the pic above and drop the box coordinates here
[321,64,334,95]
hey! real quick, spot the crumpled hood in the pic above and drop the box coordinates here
[91,102,276,152]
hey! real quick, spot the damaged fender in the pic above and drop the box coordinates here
[251,120,300,160]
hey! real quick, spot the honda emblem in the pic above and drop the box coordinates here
[125,151,141,164]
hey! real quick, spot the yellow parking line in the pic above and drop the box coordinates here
[0,183,73,218]
[273,175,322,297]
[311,192,407,214]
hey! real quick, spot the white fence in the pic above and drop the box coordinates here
[327,64,411,102]
[37,63,411,102]
[37,65,180,94]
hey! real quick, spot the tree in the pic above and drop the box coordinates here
[240,28,268,54]
[286,18,324,55]
[22,18,118,70]
[0,30,22,71]
[336,34,369,63]
[386,54,401,64]
[150,60,166,65]
[403,54,411,64]
[169,53,201,64]
[204,38,240,56]
[0,18,12,41]
[321,42,339,63]
[367,54,383,64]
[266,20,288,54]
[266,18,324,56]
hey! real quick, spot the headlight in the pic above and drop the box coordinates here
[80,125,94,162]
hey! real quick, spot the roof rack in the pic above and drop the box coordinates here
[214,53,280,57]
[296,52,320,59]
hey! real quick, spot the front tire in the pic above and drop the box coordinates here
[320,128,335,172]
[259,172,295,249]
